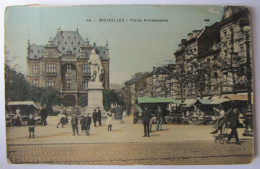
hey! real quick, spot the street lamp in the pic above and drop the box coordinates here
[242,25,253,137]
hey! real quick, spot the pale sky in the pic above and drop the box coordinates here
[5,5,223,84]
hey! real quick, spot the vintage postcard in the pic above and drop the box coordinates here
[4,5,254,165]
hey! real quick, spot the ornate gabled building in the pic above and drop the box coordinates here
[26,28,110,106]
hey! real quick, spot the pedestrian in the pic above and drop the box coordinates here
[15,108,22,126]
[97,107,102,126]
[85,113,92,135]
[225,103,241,145]
[56,111,66,128]
[156,106,162,131]
[211,105,226,134]
[107,111,113,131]
[40,107,48,126]
[80,115,86,134]
[27,114,36,138]
[142,106,151,137]
[71,113,79,136]
[93,109,98,127]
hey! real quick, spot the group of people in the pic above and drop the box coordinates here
[142,106,164,137]
[92,108,102,127]
[210,103,242,145]
[55,107,114,136]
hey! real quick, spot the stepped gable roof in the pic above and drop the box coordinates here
[53,30,84,55]
[29,44,44,59]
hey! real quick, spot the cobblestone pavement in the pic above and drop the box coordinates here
[7,140,253,165]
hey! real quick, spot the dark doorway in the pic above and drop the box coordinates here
[63,95,76,107]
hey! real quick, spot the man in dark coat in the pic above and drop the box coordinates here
[85,113,92,135]
[40,108,48,126]
[93,109,98,127]
[225,104,241,145]
[80,115,86,134]
[142,107,151,137]
[97,107,102,126]
[71,113,79,136]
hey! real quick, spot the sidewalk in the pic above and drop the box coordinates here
[6,115,252,145]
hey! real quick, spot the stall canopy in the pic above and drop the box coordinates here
[135,104,143,113]
[7,101,39,109]
[223,94,253,104]
[136,97,183,105]
[183,99,197,107]
[195,99,213,105]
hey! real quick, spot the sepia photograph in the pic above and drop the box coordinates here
[3,3,255,166]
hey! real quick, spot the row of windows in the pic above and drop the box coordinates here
[31,64,91,74]
[65,79,89,89]
[32,79,89,89]
[46,64,56,73]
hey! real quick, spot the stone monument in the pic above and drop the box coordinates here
[84,49,106,117]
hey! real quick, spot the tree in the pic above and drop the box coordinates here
[5,65,32,101]
[5,64,61,112]
[103,89,124,111]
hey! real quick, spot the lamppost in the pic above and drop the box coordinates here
[242,25,253,137]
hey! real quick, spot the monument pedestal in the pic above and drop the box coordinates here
[83,82,107,118]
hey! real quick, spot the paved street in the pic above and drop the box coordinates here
[7,141,253,165]
[5,116,254,165]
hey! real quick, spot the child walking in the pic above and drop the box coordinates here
[27,114,36,138]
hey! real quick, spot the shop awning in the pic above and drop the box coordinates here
[209,96,230,105]
[7,101,39,109]
[136,97,183,104]
[223,94,253,104]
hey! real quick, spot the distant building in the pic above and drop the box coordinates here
[122,64,176,115]
[26,28,110,106]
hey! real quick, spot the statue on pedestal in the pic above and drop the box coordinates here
[88,49,104,82]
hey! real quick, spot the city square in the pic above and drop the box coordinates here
[3,4,255,167]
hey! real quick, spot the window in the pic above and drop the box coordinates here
[46,79,55,88]
[66,65,72,73]
[66,79,72,88]
[82,64,91,73]
[82,80,88,90]
[32,65,38,74]
[32,80,38,86]
[45,64,56,73]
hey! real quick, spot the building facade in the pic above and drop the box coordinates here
[27,28,110,106]
[174,6,251,101]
